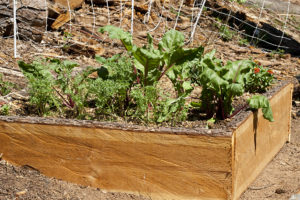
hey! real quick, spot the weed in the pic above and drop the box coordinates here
[215,19,235,41]
[0,74,14,96]
[238,37,250,46]
[229,0,247,4]
[269,49,285,58]
[0,104,10,115]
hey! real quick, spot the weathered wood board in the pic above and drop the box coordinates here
[232,82,293,199]
[0,83,293,200]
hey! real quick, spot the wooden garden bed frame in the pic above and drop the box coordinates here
[0,82,293,200]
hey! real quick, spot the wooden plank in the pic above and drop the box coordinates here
[0,82,292,199]
[51,12,72,30]
[232,83,293,200]
[0,122,232,200]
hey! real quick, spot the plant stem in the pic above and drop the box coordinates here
[144,60,149,86]
[53,87,73,109]
[228,103,248,118]
[158,63,174,81]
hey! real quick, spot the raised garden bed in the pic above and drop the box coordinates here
[0,81,293,200]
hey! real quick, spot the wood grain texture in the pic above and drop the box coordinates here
[0,123,232,200]
[232,83,293,200]
[0,0,46,42]
[0,83,292,200]
[51,12,72,29]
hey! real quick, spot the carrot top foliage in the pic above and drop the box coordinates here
[18,26,274,124]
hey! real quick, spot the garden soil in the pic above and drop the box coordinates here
[1,0,300,199]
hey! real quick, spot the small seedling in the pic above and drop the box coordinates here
[0,74,14,96]
[0,104,10,115]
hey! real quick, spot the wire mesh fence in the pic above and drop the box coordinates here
[0,0,300,63]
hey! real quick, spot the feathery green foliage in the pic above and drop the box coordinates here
[18,59,93,118]
[18,26,274,124]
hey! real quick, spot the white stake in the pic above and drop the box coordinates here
[190,0,207,43]
[131,0,134,34]
[13,0,18,58]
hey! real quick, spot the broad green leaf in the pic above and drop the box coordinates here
[203,49,216,60]
[202,56,222,73]
[132,46,163,85]
[182,81,193,93]
[133,58,145,74]
[167,46,204,67]
[248,95,269,108]
[63,60,78,69]
[147,33,154,50]
[95,55,106,64]
[248,95,274,122]
[158,29,184,52]
[223,60,252,83]
[133,47,162,71]
[97,67,109,80]
[146,68,161,86]
[18,61,53,81]
[166,69,176,80]
[191,101,202,108]
[226,83,244,96]
[199,67,228,94]
[99,25,133,51]
[18,61,36,75]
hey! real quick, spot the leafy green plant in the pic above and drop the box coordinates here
[18,59,93,118]
[248,95,273,121]
[63,31,73,40]
[229,0,247,4]
[89,54,135,118]
[99,25,202,90]
[0,104,10,115]
[0,74,14,96]
[18,60,60,116]
[245,63,274,93]
[17,27,275,124]
[191,50,274,121]
[238,37,250,46]
[215,19,235,41]
[130,85,160,122]
[269,49,285,58]
[99,25,203,122]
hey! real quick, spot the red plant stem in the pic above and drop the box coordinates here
[228,103,248,119]
[219,98,225,120]
[53,87,73,109]
[158,63,174,81]
[132,65,140,84]
[67,94,75,108]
